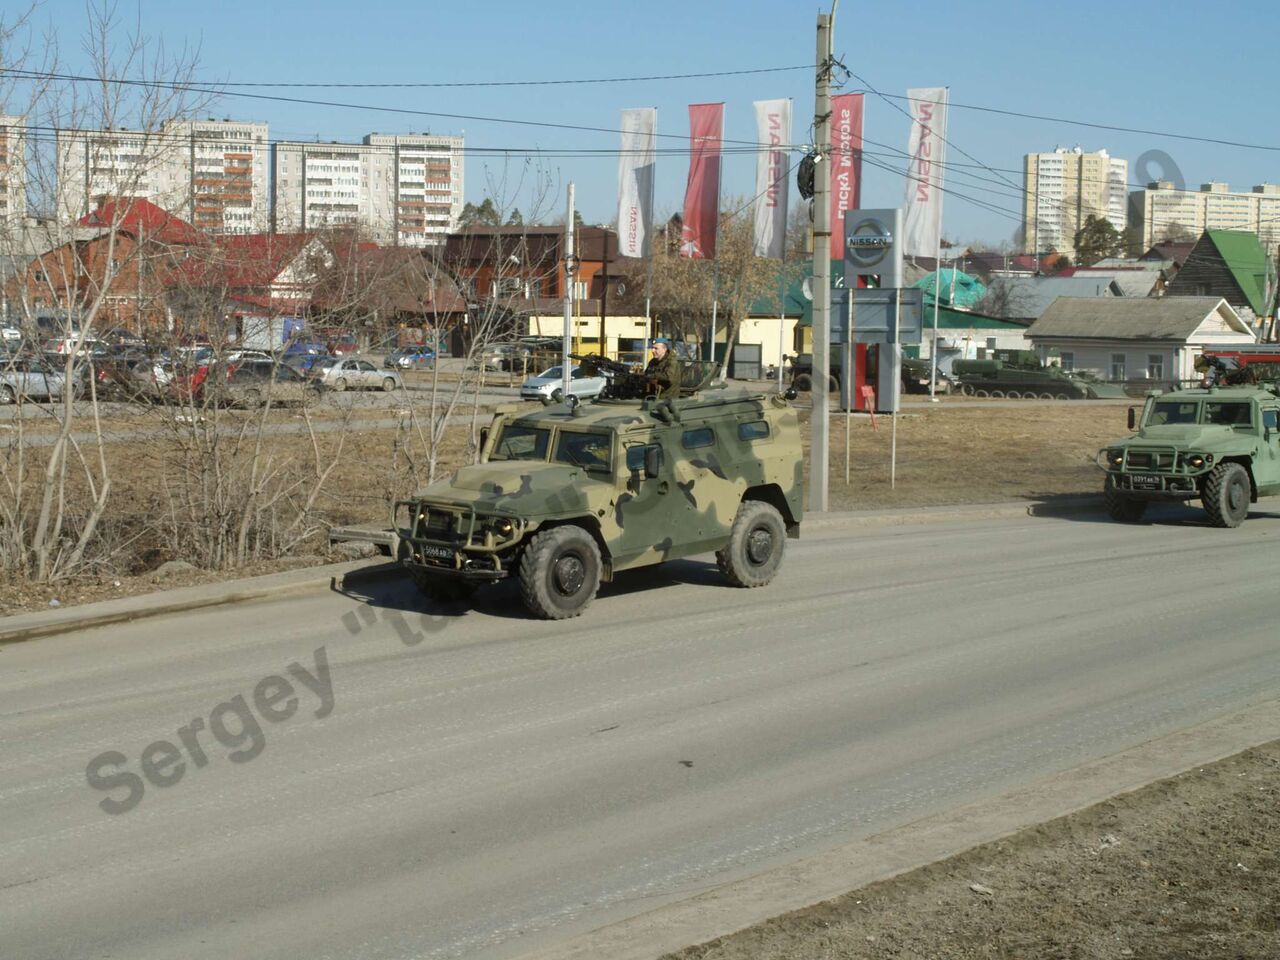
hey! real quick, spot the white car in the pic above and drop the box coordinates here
[519,365,607,402]
[1,325,21,342]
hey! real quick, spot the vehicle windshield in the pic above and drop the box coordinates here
[491,424,551,461]
[554,430,612,472]
[538,366,563,380]
[1148,399,1253,427]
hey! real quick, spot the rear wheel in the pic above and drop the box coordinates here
[518,525,602,619]
[1202,462,1250,528]
[792,373,813,392]
[0,384,15,405]
[1104,475,1147,522]
[716,500,787,588]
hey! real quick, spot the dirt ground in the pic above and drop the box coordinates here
[666,740,1280,960]
[1,397,1129,615]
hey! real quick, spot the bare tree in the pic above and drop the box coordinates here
[0,2,213,582]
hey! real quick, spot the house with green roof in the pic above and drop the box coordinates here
[1164,230,1275,327]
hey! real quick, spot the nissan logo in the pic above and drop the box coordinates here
[846,217,893,269]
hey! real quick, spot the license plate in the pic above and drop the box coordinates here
[420,543,454,561]
[1130,475,1162,490]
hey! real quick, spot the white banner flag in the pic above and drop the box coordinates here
[902,87,948,257]
[752,98,791,259]
[617,108,656,259]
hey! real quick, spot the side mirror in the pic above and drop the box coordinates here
[1127,407,1136,430]
[479,427,490,452]
[644,446,661,479]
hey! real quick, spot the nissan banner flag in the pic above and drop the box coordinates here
[902,87,948,257]
[617,108,656,259]
[680,102,724,259]
[751,98,791,259]
[828,93,863,260]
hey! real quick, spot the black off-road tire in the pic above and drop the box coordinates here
[716,500,787,588]
[410,567,477,604]
[518,525,602,619]
[792,373,813,392]
[551,387,564,403]
[1104,475,1147,522]
[1202,461,1251,528]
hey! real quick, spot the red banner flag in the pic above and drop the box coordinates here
[680,102,724,259]
[829,93,864,260]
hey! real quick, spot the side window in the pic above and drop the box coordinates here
[1263,409,1278,431]
[358,361,376,372]
[625,442,663,472]
[738,420,770,441]
[681,426,714,449]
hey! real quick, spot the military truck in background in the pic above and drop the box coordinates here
[1097,382,1280,527]
[951,350,1127,399]
[396,370,803,619]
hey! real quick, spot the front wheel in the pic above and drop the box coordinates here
[0,384,15,405]
[716,500,787,588]
[1202,462,1250,528]
[1104,475,1147,522]
[518,525,602,619]
[792,373,813,392]
[381,377,396,392]
[332,377,347,392]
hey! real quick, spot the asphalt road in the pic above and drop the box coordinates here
[3,506,1280,959]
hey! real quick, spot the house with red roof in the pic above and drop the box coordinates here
[11,197,205,330]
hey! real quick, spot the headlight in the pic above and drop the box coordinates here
[493,518,514,537]
[1186,454,1205,469]
[1108,449,1124,467]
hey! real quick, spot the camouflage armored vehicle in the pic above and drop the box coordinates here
[951,357,1127,399]
[1097,382,1280,527]
[396,374,803,618]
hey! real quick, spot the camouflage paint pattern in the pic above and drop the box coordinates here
[397,388,803,581]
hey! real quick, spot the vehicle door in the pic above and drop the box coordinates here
[336,359,360,386]
[569,366,605,397]
[1258,406,1280,493]
[608,428,677,567]
[26,357,55,399]
[669,423,739,544]
[2,357,34,400]
[355,359,380,387]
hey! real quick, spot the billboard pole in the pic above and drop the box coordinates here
[562,183,574,403]
[810,10,833,513]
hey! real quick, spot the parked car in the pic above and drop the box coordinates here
[519,365,607,402]
[312,357,403,392]
[0,356,84,404]
[127,360,178,400]
[385,345,436,369]
[222,361,321,408]
[328,334,359,355]
[281,340,329,371]
[1,325,21,343]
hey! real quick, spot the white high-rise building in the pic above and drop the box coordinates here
[54,118,269,232]
[0,115,26,223]
[1129,180,1280,250]
[158,119,270,234]
[55,126,181,219]
[1022,147,1128,259]
[272,132,464,246]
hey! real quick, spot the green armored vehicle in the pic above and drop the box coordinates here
[396,371,803,618]
[952,352,1127,399]
[1097,382,1280,527]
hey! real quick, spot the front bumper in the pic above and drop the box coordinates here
[1098,445,1209,500]
[396,500,526,581]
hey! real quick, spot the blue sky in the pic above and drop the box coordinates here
[17,0,1280,247]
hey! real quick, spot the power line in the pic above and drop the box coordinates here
[193,65,817,89]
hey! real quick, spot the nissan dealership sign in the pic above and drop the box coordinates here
[843,207,902,288]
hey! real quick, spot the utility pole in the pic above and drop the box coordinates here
[562,183,575,403]
[810,10,834,513]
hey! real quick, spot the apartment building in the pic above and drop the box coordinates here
[272,133,463,246]
[1,115,26,223]
[364,133,464,246]
[1022,147,1128,260]
[56,127,181,220]
[1129,180,1280,251]
[55,119,269,233]
[158,119,270,234]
